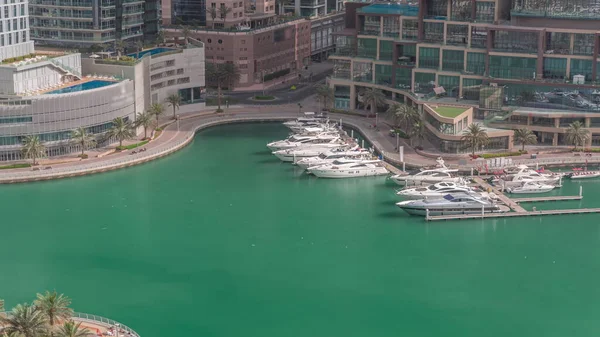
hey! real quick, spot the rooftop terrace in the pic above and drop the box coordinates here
[357,2,419,16]
[432,106,469,118]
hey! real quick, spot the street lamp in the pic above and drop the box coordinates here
[262,70,266,96]
[297,103,302,115]
[375,113,378,127]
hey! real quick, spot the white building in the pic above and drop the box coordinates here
[0,0,34,61]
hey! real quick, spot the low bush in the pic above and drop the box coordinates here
[0,163,31,169]
[573,148,600,153]
[215,108,224,113]
[78,154,89,159]
[254,95,275,100]
[479,151,527,159]
[155,127,163,132]
[290,85,297,90]
[116,140,149,151]
[391,129,409,139]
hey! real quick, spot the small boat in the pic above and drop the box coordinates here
[307,160,389,178]
[506,181,555,194]
[295,149,372,169]
[273,145,349,162]
[568,171,600,179]
[396,180,476,200]
[395,193,503,216]
[390,158,460,186]
[267,134,340,151]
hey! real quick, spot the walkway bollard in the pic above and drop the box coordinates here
[481,205,485,219]
[580,185,583,197]
[351,129,354,138]
[471,167,474,178]
[362,139,364,148]
[402,162,406,172]
[426,209,429,220]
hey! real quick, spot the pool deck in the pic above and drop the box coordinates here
[36,77,118,95]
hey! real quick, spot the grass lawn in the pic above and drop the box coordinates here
[433,106,468,118]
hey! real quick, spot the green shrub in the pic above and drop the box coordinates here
[155,127,163,132]
[79,154,89,159]
[215,108,224,113]
[263,68,290,82]
[573,148,600,153]
[254,95,275,100]
[116,140,149,151]
[480,151,527,159]
[0,163,31,169]
[290,85,297,90]
[392,129,409,139]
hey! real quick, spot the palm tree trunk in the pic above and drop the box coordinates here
[156,116,159,127]
[32,155,36,166]
[217,85,222,109]
[144,127,147,139]
[172,106,176,119]
[81,141,85,155]
[522,142,525,152]
[119,138,123,147]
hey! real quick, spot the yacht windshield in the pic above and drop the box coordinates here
[318,153,327,159]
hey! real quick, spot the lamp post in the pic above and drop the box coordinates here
[375,113,378,127]
[262,70,266,96]
[297,103,302,115]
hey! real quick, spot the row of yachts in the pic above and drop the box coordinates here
[273,115,594,217]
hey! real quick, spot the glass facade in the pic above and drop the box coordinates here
[382,16,400,38]
[357,38,377,59]
[545,32,570,54]
[334,36,356,56]
[395,67,412,89]
[441,49,464,72]
[353,61,373,82]
[402,20,418,40]
[451,0,471,21]
[475,2,495,22]
[419,47,440,69]
[379,40,393,61]
[492,30,538,54]
[573,34,595,56]
[446,25,468,46]
[489,56,537,79]
[332,59,351,79]
[470,26,487,49]
[570,59,593,81]
[423,22,444,43]
[375,64,392,85]
[414,72,435,93]
[543,57,567,79]
[438,75,459,97]
[466,52,485,75]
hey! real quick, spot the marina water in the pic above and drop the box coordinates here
[1,123,600,337]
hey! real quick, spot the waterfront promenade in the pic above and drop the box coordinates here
[0,100,599,183]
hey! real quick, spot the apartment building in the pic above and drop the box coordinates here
[165,16,311,89]
[328,0,600,151]
[29,0,159,47]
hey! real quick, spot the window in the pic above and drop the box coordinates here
[466,52,485,75]
[419,47,440,69]
[233,12,237,17]
[543,57,567,79]
[207,38,211,43]
[233,2,237,7]
[211,2,215,7]
[241,39,245,44]
[239,64,248,68]
[239,1,242,6]
[4,7,8,19]
[239,56,247,60]
[218,39,222,43]
[441,49,464,72]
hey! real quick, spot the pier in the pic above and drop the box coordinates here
[425,178,592,221]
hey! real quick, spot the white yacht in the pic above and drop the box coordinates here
[283,112,328,131]
[396,180,476,200]
[307,160,389,178]
[499,165,562,187]
[267,134,340,151]
[396,193,503,216]
[390,158,460,186]
[568,171,600,179]
[295,149,372,169]
[273,144,349,162]
[506,181,555,194]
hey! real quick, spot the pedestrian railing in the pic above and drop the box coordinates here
[73,312,140,337]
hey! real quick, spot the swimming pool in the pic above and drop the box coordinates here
[46,80,116,94]
[128,47,175,59]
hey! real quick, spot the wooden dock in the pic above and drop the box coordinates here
[382,161,404,176]
[472,177,527,213]
[512,195,582,203]
[426,208,600,221]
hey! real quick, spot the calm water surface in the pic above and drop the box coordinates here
[1,123,600,337]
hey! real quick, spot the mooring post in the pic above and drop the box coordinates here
[362,139,365,148]
[580,185,583,197]
[403,162,406,172]
[471,167,474,178]
[481,205,484,219]
[536,162,539,170]
[426,209,429,220]
[351,129,354,138]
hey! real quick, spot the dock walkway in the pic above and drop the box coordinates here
[426,208,600,221]
[512,195,582,203]
[473,177,527,212]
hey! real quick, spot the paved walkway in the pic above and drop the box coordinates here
[2,97,600,183]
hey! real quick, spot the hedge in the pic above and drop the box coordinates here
[0,163,31,169]
[116,140,149,151]
[254,95,275,100]
[263,68,290,82]
[573,148,600,153]
[479,151,527,159]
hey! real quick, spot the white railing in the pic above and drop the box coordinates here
[0,114,294,182]
[73,312,140,337]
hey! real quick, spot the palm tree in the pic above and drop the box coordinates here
[55,321,91,337]
[34,291,73,327]
[206,63,240,110]
[134,112,153,139]
[461,123,489,156]
[70,127,96,156]
[208,7,218,29]
[165,94,181,119]
[21,136,45,166]
[134,40,143,59]
[361,88,385,114]
[107,117,135,147]
[565,120,590,150]
[315,85,334,111]
[114,39,125,60]
[156,30,165,46]
[181,26,191,45]
[149,103,165,126]
[386,103,418,132]
[410,119,426,147]
[513,128,537,152]
[0,303,48,337]
[219,6,232,25]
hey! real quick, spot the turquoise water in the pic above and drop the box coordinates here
[47,80,115,94]
[128,48,175,59]
[1,123,600,337]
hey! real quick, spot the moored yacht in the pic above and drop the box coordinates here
[273,144,350,162]
[506,181,555,194]
[390,158,460,186]
[267,134,340,151]
[307,160,389,178]
[396,193,503,216]
[396,180,476,200]
[295,149,372,169]
[499,165,562,187]
[283,112,328,131]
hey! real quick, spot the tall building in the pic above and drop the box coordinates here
[171,0,206,26]
[328,0,600,152]
[0,0,34,61]
[28,0,151,47]
[165,16,311,89]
